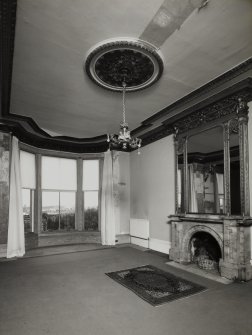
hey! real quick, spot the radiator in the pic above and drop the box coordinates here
[130,219,149,248]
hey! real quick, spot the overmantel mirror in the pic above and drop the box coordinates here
[175,98,250,217]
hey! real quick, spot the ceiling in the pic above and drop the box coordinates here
[9,0,252,139]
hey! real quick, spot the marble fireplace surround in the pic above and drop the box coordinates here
[169,214,252,281]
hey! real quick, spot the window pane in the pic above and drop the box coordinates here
[42,156,77,191]
[22,189,33,232]
[60,192,76,231]
[84,191,98,231]
[42,157,60,190]
[83,160,99,190]
[20,151,36,189]
[42,191,59,231]
[59,158,77,191]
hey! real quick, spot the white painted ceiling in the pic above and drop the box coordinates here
[10,0,252,138]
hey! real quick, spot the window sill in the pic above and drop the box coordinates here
[39,230,100,237]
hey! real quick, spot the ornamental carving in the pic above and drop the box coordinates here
[85,40,163,92]
[229,118,239,135]
[172,92,251,135]
[94,49,154,88]
[236,97,249,118]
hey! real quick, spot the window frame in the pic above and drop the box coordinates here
[22,187,35,233]
[82,158,102,232]
[19,142,104,235]
[20,149,36,233]
[42,190,76,232]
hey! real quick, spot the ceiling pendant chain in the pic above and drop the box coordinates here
[106,80,142,151]
[122,82,126,124]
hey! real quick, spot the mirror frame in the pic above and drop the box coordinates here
[174,98,250,217]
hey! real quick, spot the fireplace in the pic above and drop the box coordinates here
[190,232,222,271]
[169,215,252,281]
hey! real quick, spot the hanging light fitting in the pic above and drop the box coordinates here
[107,82,142,151]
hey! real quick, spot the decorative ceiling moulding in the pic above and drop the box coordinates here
[170,87,252,136]
[85,38,164,92]
[162,78,252,126]
[1,73,251,153]
[0,121,108,153]
[141,57,252,125]
[0,0,17,117]
[139,124,174,149]
[138,78,252,147]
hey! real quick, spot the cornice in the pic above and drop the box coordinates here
[139,124,174,148]
[141,58,252,125]
[172,87,252,135]
[139,79,252,147]
[0,0,17,117]
[0,121,109,153]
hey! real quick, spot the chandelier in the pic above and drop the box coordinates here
[107,82,142,151]
[85,38,164,152]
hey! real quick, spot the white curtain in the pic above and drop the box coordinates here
[101,150,116,245]
[188,164,198,212]
[7,137,25,258]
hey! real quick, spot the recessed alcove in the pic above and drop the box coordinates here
[190,231,222,271]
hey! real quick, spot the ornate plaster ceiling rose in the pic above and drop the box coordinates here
[85,38,163,92]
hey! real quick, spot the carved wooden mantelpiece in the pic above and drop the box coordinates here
[169,215,252,281]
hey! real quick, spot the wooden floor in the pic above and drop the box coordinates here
[0,246,252,335]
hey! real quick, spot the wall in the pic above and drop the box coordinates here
[0,132,10,256]
[130,136,175,253]
[115,152,131,244]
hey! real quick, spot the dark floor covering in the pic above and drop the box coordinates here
[0,246,252,335]
[24,243,111,258]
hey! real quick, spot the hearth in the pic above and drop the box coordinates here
[190,232,221,271]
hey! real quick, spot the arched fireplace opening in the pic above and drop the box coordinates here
[190,232,222,272]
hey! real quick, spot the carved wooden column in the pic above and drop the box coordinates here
[183,137,188,213]
[174,135,179,214]
[174,132,186,214]
[223,122,231,215]
[237,98,250,216]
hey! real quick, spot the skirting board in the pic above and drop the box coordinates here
[130,236,149,248]
[116,234,130,244]
[149,238,171,255]
[0,244,7,258]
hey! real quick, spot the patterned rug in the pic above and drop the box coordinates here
[106,265,206,306]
